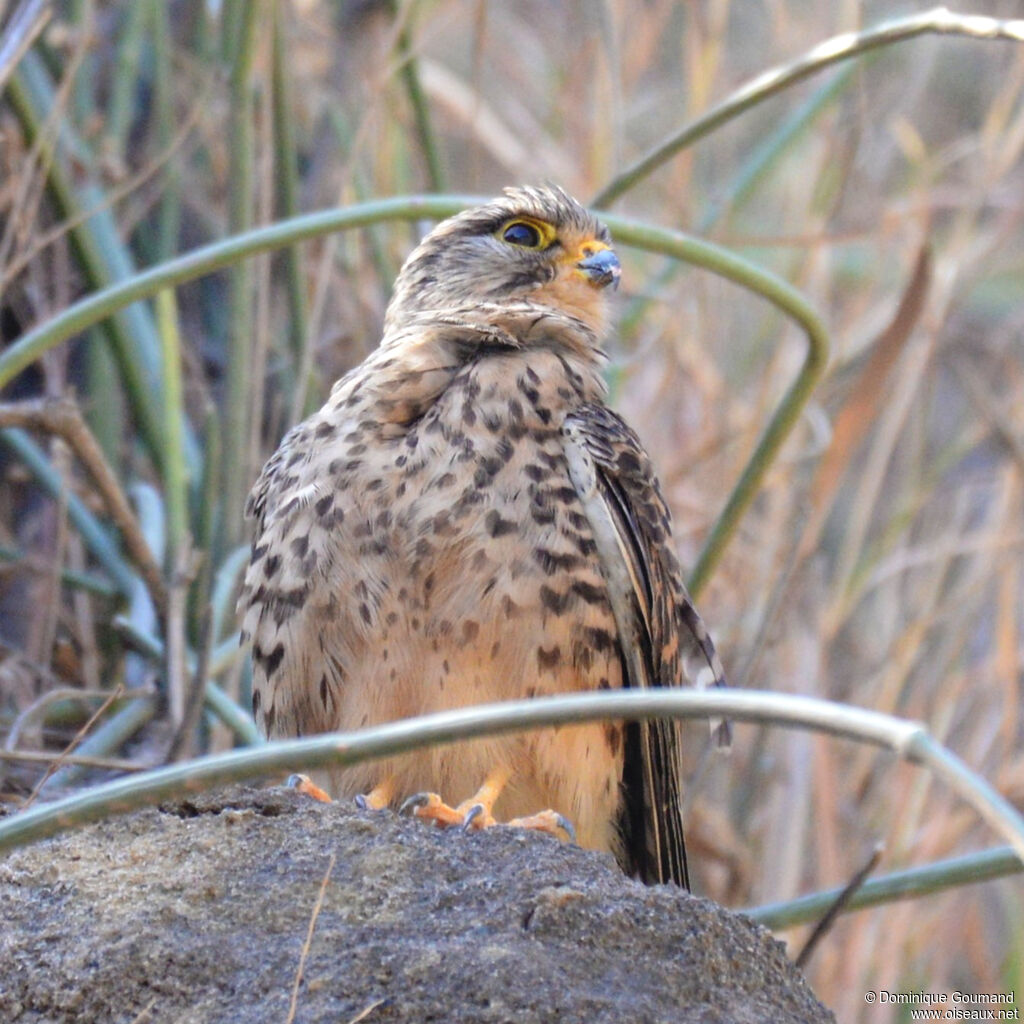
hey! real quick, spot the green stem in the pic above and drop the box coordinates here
[696,63,859,234]
[38,695,159,792]
[0,197,828,594]
[69,0,97,125]
[190,404,221,641]
[1,690,1022,861]
[747,846,1022,930]
[105,1,147,159]
[395,8,446,192]
[155,289,189,564]
[270,0,308,371]
[5,50,196,473]
[149,0,181,262]
[0,197,468,391]
[211,544,251,644]
[0,0,52,95]
[592,8,1024,208]
[600,217,830,597]
[83,326,125,468]
[114,615,259,746]
[0,542,118,597]
[0,428,136,597]
[220,0,260,553]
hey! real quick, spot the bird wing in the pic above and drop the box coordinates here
[562,402,727,887]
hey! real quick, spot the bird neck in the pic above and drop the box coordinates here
[345,303,608,427]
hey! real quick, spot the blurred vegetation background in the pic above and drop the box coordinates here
[1,0,1023,1015]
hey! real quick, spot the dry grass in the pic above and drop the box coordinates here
[1,0,1023,1013]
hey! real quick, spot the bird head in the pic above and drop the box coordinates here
[384,185,620,342]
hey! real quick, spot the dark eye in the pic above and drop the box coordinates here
[502,221,542,247]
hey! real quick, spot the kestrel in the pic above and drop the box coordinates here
[239,186,726,887]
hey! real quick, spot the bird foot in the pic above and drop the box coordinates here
[507,809,577,843]
[399,791,574,842]
[399,791,485,829]
[286,775,397,812]
[286,773,332,803]
[354,780,394,811]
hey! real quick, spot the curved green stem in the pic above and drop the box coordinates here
[0,197,468,391]
[0,428,137,597]
[6,51,173,467]
[591,8,1024,209]
[0,196,828,596]
[0,689,1021,865]
[599,216,829,596]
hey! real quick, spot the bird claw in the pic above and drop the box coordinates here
[506,809,577,844]
[399,791,463,825]
[398,791,433,816]
[285,773,332,803]
[354,781,394,811]
[288,778,576,843]
[554,813,577,844]
[460,802,486,832]
[399,790,573,844]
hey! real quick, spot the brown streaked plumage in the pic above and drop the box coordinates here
[239,185,726,886]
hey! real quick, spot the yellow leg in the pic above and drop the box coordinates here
[355,777,395,810]
[455,767,509,829]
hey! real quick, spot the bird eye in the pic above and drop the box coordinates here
[501,221,543,248]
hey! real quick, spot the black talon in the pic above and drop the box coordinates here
[286,773,308,789]
[399,792,430,816]
[555,813,577,844]
[461,803,485,831]
[354,794,369,810]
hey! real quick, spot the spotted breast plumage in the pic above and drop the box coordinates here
[239,185,726,886]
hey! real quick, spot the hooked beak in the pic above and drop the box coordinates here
[576,246,621,290]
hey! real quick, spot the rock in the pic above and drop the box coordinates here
[0,785,833,1023]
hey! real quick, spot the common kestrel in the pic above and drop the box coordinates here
[239,185,726,887]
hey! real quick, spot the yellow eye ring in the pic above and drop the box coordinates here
[498,217,555,249]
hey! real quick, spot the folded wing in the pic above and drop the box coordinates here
[563,403,727,887]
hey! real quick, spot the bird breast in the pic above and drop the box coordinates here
[302,348,616,712]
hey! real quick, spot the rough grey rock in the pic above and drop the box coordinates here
[0,785,833,1023]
